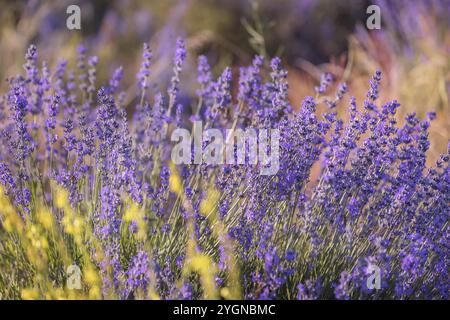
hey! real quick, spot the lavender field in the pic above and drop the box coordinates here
[0,0,448,300]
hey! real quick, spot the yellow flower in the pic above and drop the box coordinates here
[55,187,69,209]
[73,217,83,235]
[89,286,101,300]
[186,254,219,299]
[37,209,54,230]
[199,188,220,217]
[169,164,183,196]
[2,217,14,233]
[123,201,148,240]
[123,203,139,222]
[148,292,160,300]
[21,288,40,300]
[220,287,231,299]
[85,267,100,286]
[190,255,211,273]
[61,214,84,236]
[0,191,24,233]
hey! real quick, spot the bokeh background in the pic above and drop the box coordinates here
[0,0,449,162]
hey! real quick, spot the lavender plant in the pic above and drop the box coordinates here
[0,42,448,300]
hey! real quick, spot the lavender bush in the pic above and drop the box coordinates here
[0,42,448,300]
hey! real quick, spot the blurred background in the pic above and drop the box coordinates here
[0,0,449,161]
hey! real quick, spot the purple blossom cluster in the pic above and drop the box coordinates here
[0,43,448,300]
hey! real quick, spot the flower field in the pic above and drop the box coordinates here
[0,0,448,300]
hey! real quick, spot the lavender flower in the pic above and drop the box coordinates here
[137,43,152,91]
[367,69,382,101]
[87,56,99,100]
[196,55,213,101]
[168,38,186,108]
[315,72,333,94]
[23,45,38,83]
[0,42,447,301]
[109,66,124,93]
